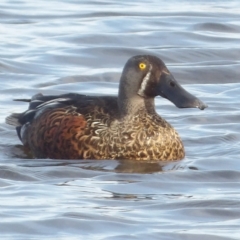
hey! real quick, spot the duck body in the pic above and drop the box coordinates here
[6,55,207,161]
[13,93,184,160]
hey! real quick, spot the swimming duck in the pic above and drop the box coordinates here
[6,55,207,161]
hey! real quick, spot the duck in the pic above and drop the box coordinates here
[6,55,207,161]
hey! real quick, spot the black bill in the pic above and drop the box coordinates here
[158,72,207,110]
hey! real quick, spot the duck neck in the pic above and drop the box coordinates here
[118,89,156,119]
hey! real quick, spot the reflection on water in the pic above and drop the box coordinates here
[0,0,240,239]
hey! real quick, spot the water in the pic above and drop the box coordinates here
[0,0,240,239]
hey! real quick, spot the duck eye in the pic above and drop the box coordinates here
[139,62,146,70]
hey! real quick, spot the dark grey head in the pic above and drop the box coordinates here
[118,55,207,116]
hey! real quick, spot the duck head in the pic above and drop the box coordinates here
[118,55,207,114]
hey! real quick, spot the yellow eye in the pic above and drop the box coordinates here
[139,62,146,70]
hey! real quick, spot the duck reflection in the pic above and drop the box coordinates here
[115,160,163,173]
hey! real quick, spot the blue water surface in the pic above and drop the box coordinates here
[0,0,240,239]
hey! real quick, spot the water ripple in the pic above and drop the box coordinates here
[0,0,240,239]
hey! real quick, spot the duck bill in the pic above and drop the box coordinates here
[158,72,207,110]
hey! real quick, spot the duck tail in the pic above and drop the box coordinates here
[14,98,31,102]
[5,113,22,127]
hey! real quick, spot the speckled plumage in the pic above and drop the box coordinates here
[6,55,207,161]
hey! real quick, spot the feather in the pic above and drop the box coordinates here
[5,113,22,126]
